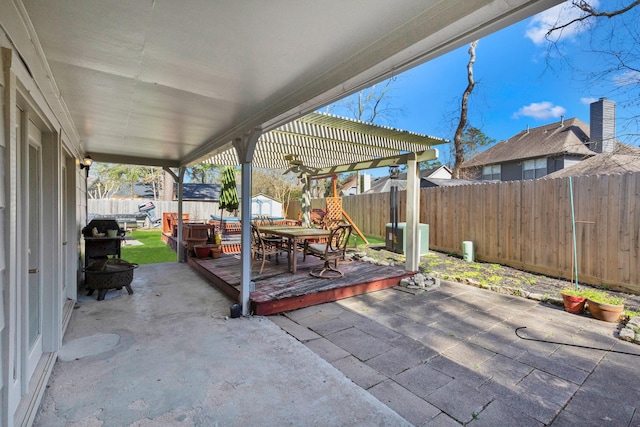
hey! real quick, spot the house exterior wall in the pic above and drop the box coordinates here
[429,167,452,179]
[1,25,83,426]
[478,154,586,182]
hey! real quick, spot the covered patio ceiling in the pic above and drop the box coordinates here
[203,112,447,175]
[6,0,562,168]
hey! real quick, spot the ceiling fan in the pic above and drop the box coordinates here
[282,154,319,176]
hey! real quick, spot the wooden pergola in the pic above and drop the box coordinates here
[191,112,447,315]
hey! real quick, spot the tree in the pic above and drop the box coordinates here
[327,77,405,126]
[326,77,406,189]
[87,163,164,200]
[186,163,222,183]
[251,168,302,210]
[448,125,494,173]
[138,166,164,200]
[451,40,479,178]
[540,1,640,142]
[87,163,123,199]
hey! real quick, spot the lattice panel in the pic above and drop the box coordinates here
[325,197,343,229]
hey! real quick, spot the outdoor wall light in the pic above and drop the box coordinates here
[80,155,93,176]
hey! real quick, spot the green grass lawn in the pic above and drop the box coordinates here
[120,230,178,264]
[120,230,383,264]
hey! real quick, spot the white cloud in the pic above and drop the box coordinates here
[526,0,599,45]
[512,102,567,120]
[613,70,640,87]
[581,97,598,105]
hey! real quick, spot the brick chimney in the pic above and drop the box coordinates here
[589,98,616,153]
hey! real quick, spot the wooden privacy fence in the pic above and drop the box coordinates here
[422,174,639,294]
[88,199,221,223]
[287,173,640,294]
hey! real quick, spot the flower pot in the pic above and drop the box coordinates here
[561,293,586,314]
[185,237,208,255]
[211,247,221,259]
[194,245,212,259]
[587,299,624,322]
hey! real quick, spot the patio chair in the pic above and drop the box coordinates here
[254,216,286,248]
[303,224,352,278]
[251,224,289,274]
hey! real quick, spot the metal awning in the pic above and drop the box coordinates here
[203,112,447,173]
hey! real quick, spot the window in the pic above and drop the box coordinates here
[523,158,547,179]
[482,164,501,180]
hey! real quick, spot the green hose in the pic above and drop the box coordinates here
[569,177,579,291]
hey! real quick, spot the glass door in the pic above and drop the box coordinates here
[26,120,43,380]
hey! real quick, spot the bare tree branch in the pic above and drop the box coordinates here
[545,0,640,38]
[452,40,478,179]
[541,1,640,145]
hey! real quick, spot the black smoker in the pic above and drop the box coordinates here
[82,218,123,267]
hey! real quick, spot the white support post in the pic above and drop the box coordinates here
[405,153,420,272]
[176,167,185,262]
[233,130,261,316]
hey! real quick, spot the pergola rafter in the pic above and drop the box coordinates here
[203,112,447,173]
[200,111,447,316]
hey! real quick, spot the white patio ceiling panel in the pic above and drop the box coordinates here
[8,0,561,168]
[203,112,446,171]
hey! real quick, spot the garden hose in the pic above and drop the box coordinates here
[515,327,640,357]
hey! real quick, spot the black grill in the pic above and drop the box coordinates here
[83,219,123,267]
[82,219,123,237]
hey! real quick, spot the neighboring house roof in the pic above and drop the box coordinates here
[339,175,359,194]
[365,165,452,193]
[174,183,222,200]
[367,177,408,193]
[461,118,595,169]
[423,178,479,187]
[546,143,640,178]
[110,182,156,199]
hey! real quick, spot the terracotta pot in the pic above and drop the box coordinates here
[561,294,586,314]
[193,245,212,259]
[211,247,221,259]
[186,237,208,255]
[587,299,624,322]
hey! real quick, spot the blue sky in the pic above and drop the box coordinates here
[326,1,639,174]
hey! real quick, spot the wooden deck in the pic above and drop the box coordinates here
[187,252,413,315]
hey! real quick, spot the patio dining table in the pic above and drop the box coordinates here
[257,226,332,273]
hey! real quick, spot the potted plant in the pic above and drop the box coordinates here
[193,245,212,259]
[560,288,588,314]
[585,290,625,322]
[211,244,222,259]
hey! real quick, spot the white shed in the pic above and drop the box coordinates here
[251,194,283,218]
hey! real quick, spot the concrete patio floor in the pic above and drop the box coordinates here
[36,262,640,426]
[34,263,408,426]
